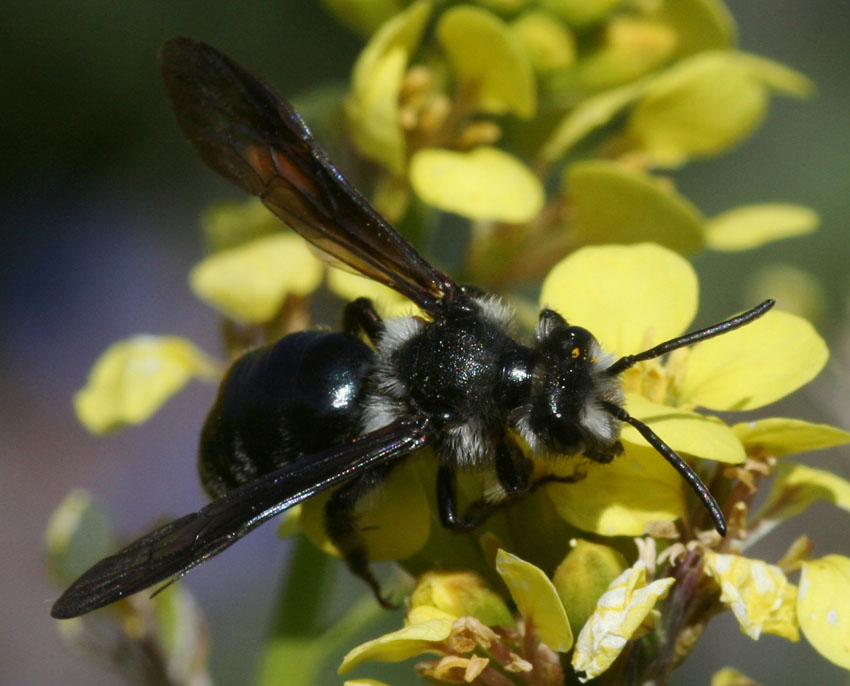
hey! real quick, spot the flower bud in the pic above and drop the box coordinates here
[553,540,627,637]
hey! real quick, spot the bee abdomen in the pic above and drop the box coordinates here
[199,331,375,498]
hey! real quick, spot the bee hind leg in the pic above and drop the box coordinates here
[324,464,397,609]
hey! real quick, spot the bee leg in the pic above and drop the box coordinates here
[437,438,532,531]
[324,464,396,608]
[342,297,384,344]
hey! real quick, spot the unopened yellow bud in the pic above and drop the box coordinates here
[553,540,628,637]
[410,570,513,627]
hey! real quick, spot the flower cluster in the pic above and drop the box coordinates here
[46,1,849,685]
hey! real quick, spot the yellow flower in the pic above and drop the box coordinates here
[571,560,675,682]
[703,552,799,641]
[540,243,827,536]
[340,554,568,683]
[798,555,850,670]
[74,335,220,434]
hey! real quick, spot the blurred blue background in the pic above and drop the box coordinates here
[2,1,849,684]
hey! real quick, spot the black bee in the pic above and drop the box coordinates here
[51,37,774,619]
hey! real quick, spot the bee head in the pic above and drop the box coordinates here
[526,309,624,458]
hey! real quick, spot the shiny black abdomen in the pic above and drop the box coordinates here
[199,331,375,498]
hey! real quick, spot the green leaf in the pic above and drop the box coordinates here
[566,161,705,253]
[706,203,819,251]
[437,5,536,118]
[410,147,544,222]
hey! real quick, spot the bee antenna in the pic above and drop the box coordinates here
[604,299,775,377]
[601,400,727,536]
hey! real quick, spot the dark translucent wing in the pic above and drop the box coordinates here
[51,419,428,619]
[160,37,457,313]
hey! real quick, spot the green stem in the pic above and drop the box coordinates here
[258,535,335,686]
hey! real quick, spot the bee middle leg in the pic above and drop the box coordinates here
[437,437,532,532]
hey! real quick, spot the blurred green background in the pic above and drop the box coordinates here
[2,1,848,684]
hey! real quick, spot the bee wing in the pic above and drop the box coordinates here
[161,37,457,314]
[50,419,427,619]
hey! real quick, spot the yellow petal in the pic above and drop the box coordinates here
[45,490,114,584]
[495,550,573,652]
[758,462,850,524]
[654,0,737,56]
[547,444,685,536]
[540,81,644,162]
[571,17,677,91]
[74,336,220,434]
[732,418,850,458]
[626,51,767,166]
[540,243,698,356]
[326,268,418,319]
[200,197,281,252]
[733,52,815,98]
[710,666,758,686]
[437,6,536,118]
[406,605,458,626]
[189,234,323,324]
[338,618,453,673]
[571,561,675,682]
[543,0,619,28]
[322,0,404,36]
[625,394,746,464]
[706,203,819,251]
[344,679,393,686]
[300,459,430,562]
[679,309,827,411]
[511,10,576,74]
[552,540,628,639]
[346,1,431,173]
[410,147,544,222]
[566,161,705,253]
[798,555,850,670]
[703,552,799,640]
